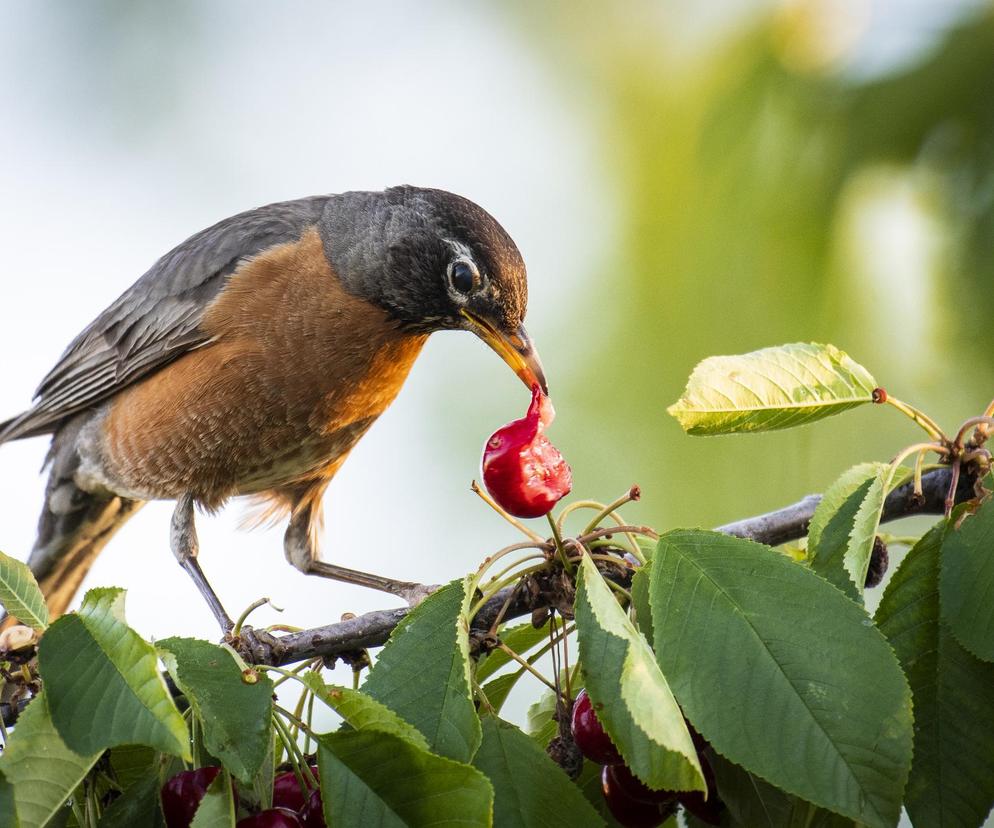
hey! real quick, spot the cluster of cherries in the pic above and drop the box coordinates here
[571,690,723,827]
[161,765,324,827]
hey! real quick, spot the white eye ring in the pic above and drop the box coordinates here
[447,258,480,296]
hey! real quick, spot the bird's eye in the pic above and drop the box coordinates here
[448,260,478,295]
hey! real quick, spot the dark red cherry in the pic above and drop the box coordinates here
[272,765,318,812]
[602,765,678,827]
[678,757,724,826]
[236,808,302,828]
[482,384,572,518]
[570,689,622,765]
[605,763,679,805]
[161,766,221,828]
[865,536,889,588]
[298,789,326,828]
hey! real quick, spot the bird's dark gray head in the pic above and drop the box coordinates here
[320,186,546,392]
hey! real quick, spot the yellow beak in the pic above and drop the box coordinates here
[461,309,548,395]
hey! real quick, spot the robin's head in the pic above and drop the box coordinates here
[320,186,547,393]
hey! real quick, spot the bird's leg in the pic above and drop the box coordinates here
[170,494,235,633]
[284,502,436,606]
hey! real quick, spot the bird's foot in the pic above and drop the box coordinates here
[225,625,285,665]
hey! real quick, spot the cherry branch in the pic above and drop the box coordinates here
[247,464,976,667]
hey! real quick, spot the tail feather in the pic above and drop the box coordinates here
[19,415,144,620]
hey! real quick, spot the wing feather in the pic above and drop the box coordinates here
[0,196,328,442]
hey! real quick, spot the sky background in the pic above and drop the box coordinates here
[2,6,994,812]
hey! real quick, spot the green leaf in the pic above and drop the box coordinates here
[475,619,552,682]
[650,530,912,828]
[877,522,994,827]
[575,760,624,827]
[157,637,273,784]
[526,687,559,747]
[0,771,19,828]
[189,769,235,828]
[630,565,653,646]
[0,550,48,630]
[710,752,856,828]
[808,463,910,600]
[940,497,994,661]
[300,673,429,750]
[481,672,518,713]
[363,578,481,762]
[97,770,165,828]
[318,729,494,826]
[575,554,704,792]
[107,745,158,792]
[37,588,189,758]
[472,716,602,827]
[667,343,877,435]
[0,694,100,828]
[807,464,880,600]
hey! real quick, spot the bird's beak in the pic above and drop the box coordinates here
[461,309,548,395]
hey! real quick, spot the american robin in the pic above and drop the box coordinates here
[0,186,546,630]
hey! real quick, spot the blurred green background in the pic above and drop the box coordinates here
[505,0,994,532]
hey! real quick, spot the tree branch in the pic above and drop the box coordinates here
[253,464,973,667]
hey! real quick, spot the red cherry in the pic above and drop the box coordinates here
[602,765,678,828]
[236,808,302,828]
[605,764,678,805]
[678,756,723,826]
[570,689,622,765]
[161,766,221,828]
[482,384,572,518]
[298,789,326,828]
[272,766,319,812]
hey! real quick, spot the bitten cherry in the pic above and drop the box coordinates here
[482,384,572,518]
[570,689,622,765]
[161,766,221,828]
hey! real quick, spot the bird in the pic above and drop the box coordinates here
[0,186,546,632]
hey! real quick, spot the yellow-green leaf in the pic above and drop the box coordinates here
[668,343,877,435]
[0,551,47,631]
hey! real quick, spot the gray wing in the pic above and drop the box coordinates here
[0,196,329,442]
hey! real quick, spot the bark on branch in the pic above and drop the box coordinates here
[252,464,973,667]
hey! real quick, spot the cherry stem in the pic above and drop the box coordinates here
[472,541,551,590]
[271,710,305,771]
[496,642,558,693]
[884,396,947,442]
[258,662,312,691]
[555,499,607,531]
[557,500,641,558]
[954,416,994,449]
[945,458,962,517]
[481,554,548,593]
[577,525,659,545]
[547,513,573,573]
[471,561,552,618]
[961,448,991,469]
[471,480,545,543]
[580,486,641,537]
[474,679,497,715]
[232,597,281,638]
[487,582,523,635]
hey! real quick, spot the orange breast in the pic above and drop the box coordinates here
[100,227,427,508]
